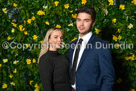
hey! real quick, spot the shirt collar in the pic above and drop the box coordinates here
[78,32,92,43]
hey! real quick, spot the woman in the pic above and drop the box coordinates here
[38,28,72,91]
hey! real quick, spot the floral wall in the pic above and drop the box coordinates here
[0,0,136,91]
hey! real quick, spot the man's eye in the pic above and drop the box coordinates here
[85,20,89,22]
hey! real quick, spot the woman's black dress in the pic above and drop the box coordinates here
[39,51,72,91]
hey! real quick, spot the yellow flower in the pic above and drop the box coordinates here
[130,54,135,60]
[33,35,38,40]
[125,55,135,61]
[2,8,7,13]
[117,28,121,33]
[37,10,45,16]
[35,84,39,88]
[128,23,133,29]
[11,28,15,33]
[25,44,30,48]
[26,59,31,64]
[64,4,69,9]
[22,28,25,31]
[13,60,19,64]
[129,57,132,60]
[2,83,7,88]
[11,22,17,27]
[29,80,33,85]
[8,36,11,40]
[40,41,43,44]
[24,31,28,35]
[118,35,122,40]
[45,21,50,25]
[31,16,35,21]
[0,64,2,67]
[9,74,13,78]
[130,57,134,61]
[13,69,17,73]
[119,5,125,10]
[68,23,73,26]
[27,19,32,24]
[69,10,73,13]
[19,25,24,31]
[132,0,136,5]
[35,87,40,91]
[131,89,135,91]
[23,28,25,31]
[3,59,8,63]
[113,35,118,41]
[108,0,114,5]
[117,78,122,84]
[125,57,129,60]
[54,1,59,6]
[72,14,77,18]
[35,84,40,91]
[24,20,26,23]
[56,25,61,28]
[33,59,36,63]
[112,18,116,23]
[71,37,77,42]
[95,28,101,34]
[82,0,87,5]
[132,54,135,58]
[13,3,18,7]
[10,82,15,86]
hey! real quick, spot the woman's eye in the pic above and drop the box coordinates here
[77,19,80,21]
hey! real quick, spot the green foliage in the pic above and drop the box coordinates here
[0,0,136,91]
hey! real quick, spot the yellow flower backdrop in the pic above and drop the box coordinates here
[0,0,136,91]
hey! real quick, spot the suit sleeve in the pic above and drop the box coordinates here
[39,56,53,91]
[99,48,115,91]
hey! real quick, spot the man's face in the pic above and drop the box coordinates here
[76,12,95,37]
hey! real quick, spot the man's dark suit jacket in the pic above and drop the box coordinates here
[68,35,115,91]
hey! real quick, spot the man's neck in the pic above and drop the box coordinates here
[79,31,91,38]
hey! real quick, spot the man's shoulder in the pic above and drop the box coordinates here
[93,35,108,44]
[92,35,111,50]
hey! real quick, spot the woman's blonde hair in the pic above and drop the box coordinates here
[38,28,63,62]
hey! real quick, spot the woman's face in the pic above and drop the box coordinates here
[49,31,63,50]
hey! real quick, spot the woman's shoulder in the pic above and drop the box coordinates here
[38,53,53,70]
[39,53,50,64]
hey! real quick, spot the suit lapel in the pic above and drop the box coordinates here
[77,35,95,71]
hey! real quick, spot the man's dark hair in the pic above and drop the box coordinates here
[76,6,96,22]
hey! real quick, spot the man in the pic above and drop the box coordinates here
[68,6,115,91]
